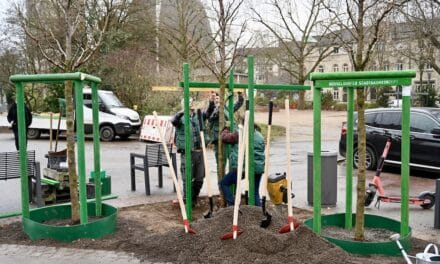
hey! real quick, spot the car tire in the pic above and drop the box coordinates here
[100,125,115,142]
[27,128,41,139]
[419,192,435,209]
[354,146,377,170]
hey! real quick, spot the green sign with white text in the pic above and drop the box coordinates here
[314,78,412,88]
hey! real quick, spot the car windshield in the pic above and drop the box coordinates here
[100,92,124,108]
[428,109,440,121]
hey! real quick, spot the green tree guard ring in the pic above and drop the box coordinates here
[304,213,411,256]
[23,202,117,242]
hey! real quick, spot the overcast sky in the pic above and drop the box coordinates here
[0,0,11,11]
[0,0,12,20]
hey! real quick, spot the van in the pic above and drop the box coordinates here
[26,89,141,141]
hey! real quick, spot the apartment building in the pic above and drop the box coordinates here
[238,22,439,105]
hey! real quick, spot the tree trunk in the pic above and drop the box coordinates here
[354,89,366,241]
[65,80,80,224]
[297,90,306,110]
[217,79,226,206]
[354,0,367,241]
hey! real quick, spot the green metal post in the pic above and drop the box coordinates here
[345,87,354,229]
[183,63,192,221]
[16,82,30,219]
[74,80,88,224]
[313,86,322,234]
[91,82,102,217]
[247,56,255,206]
[401,86,411,236]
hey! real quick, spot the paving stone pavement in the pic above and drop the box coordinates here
[0,244,170,264]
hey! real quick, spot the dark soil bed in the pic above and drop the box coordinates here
[43,216,102,226]
[0,200,431,263]
[322,226,395,242]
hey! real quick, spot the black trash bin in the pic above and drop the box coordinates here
[307,151,337,207]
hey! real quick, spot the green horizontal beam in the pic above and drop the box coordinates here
[309,70,416,81]
[0,194,118,219]
[314,78,412,88]
[10,72,101,84]
[178,81,310,90]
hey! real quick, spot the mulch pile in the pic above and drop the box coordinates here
[141,205,352,263]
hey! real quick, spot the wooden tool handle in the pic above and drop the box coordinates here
[153,111,189,231]
[196,109,213,197]
[284,99,294,230]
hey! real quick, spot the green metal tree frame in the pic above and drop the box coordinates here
[9,72,104,222]
[309,70,416,237]
[180,56,310,220]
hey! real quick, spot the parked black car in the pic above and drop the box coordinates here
[339,107,440,173]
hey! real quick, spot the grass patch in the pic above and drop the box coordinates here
[257,123,285,140]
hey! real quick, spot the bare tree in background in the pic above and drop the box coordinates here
[252,0,336,109]
[324,0,409,241]
[15,0,122,224]
[192,0,250,204]
[400,0,440,74]
[158,0,211,76]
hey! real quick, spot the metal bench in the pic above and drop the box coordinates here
[0,150,43,206]
[130,142,177,196]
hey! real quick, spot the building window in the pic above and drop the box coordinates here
[396,63,403,70]
[333,47,339,54]
[333,88,339,100]
[343,64,349,72]
[333,64,339,72]
[318,65,324,72]
[415,80,436,91]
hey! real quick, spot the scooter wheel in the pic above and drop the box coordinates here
[419,193,435,210]
[365,186,377,207]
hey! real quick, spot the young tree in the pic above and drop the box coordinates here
[324,0,409,240]
[192,0,250,201]
[15,0,122,224]
[252,0,337,109]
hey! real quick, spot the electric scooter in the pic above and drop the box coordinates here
[364,136,436,209]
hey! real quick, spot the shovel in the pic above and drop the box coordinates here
[197,109,215,219]
[390,234,413,264]
[221,113,248,240]
[153,111,196,234]
[279,99,300,233]
[260,101,273,228]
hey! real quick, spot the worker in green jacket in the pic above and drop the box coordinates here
[171,97,214,207]
[219,123,265,206]
[207,91,244,172]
